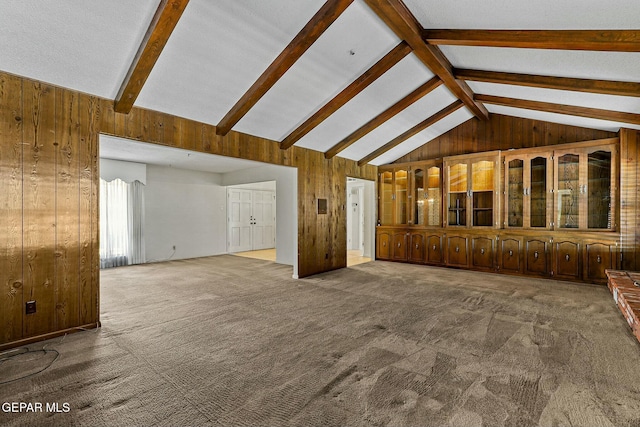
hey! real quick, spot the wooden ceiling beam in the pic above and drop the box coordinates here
[357,100,464,166]
[324,76,442,159]
[280,41,412,150]
[114,0,190,114]
[455,68,640,98]
[424,29,640,51]
[362,0,488,121]
[476,94,640,125]
[216,0,353,136]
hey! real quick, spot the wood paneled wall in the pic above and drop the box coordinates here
[620,128,640,271]
[395,114,616,162]
[0,71,376,348]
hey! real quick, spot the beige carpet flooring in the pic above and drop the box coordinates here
[2,256,640,426]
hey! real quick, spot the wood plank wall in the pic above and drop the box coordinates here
[0,71,376,348]
[395,114,616,162]
[620,128,640,271]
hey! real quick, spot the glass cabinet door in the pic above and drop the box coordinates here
[379,170,393,225]
[529,156,548,228]
[506,158,524,227]
[587,150,612,229]
[448,163,467,226]
[471,160,494,227]
[413,168,425,225]
[556,153,580,229]
[426,166,441,226]
[395,169,408,225]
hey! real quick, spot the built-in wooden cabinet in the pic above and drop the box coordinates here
[445,151,500,228]
[378,160,442,227]
[554,140,617,231]
[375,138,620,285]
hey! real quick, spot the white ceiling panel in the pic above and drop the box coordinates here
[403,0,640,29]
[100,135,267,174]
[0,0,159,99]
[235,0,400,141]
[442,46,640,82]
[469,81,640,114]
[136,0,326,126]
[370,107,474,165]
[486,105,640,133]
[294,54,433,152]
[340,85,458,160]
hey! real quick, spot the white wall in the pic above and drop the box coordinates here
[145,165,227,262]
[223,164,298,277]
[100,158,146,184]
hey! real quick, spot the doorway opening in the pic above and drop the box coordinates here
[227,181,276,262]
[346,177,375,267]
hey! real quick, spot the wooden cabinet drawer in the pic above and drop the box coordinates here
[392,232,408,261]
[376,230,391,260]
[554,240,580,279]
[525,238,550,276]
[409,232,425,263]
[426,234,444,265]
[585,242,617,283]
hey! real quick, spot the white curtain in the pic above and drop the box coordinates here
[100,178,145,268]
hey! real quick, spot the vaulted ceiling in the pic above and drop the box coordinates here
[1,0,639,166]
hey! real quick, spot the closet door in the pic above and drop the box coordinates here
[252,191,276,250]
[228,189,253,252]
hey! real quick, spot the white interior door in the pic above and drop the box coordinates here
[228,189,253,252]
[252,190,275,250]
[228,188,276,252]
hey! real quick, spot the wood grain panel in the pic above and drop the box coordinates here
[78,94,97,324]
[0,73,23,344]
[23,81,57,337]
[620,128,638,270]
[55,87,80,329]
[394,114,616,163]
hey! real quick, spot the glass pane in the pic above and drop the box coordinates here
[448,193,466,226]
[426,167,441,226]
[588,150,612,229]
[557,154,579,229]
[530,156,547,228]
[472,160,494,226]
[448,163,467,226]
[380,171,393,225]
[449,163,467,192]
[414,168,424,225]
[472,160,494,191]
[395,169,408,224]
[507,159,524,227]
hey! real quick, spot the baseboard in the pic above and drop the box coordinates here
[0,323,101,351]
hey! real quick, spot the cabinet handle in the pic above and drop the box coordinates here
[432,245,437,250]
[596,255,602,264]
[534,251,539,259]
[455,246,460,253]
[508,250,513,257]
[383,242,386,247]
[415,244,419,249]
[565,254,570,262]
[480,248,485,255]
[398,243,401,248]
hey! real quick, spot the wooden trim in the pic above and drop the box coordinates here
[455,68,640,98]
[216,0,353,136]
[114,0,190,113]
[357,100,463,166]
[0,323,100,352]
[280,41,412,150]
[476,94,640,126]
[324,76,441,159]
[424,29,640,51]
[362,0,488,121]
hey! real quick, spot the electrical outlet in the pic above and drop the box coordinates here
[26,300,36,315]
